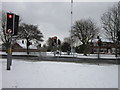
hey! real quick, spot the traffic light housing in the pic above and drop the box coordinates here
[14,15,19,35]
[6,13,19,36]
[98,39,102,46]
[54,36,57,44]
[58,39,61,45]
[6,13,14,35]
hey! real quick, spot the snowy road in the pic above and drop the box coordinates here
[0,58,118,88]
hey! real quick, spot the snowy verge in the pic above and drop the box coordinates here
[1,58,118,88]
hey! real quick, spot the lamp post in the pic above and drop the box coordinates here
[71,0,73,56]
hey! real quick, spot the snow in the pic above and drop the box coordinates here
[45,52,117,59]
[0,58,118,88]
[17,40,37,49]
[0,51,117,59]
[92,38,113,43]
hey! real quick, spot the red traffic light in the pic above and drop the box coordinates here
[98,40,100,43]
[98,39,102,46]
[8,14,13,18]
[54,36,57,39]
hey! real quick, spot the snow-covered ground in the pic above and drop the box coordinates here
[0,58,118,88]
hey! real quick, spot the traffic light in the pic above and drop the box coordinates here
[14,15,19,35]
[54,36,57,44]
[6,13,19,36]
[98,39,102,46]
[58,39,61,45]
[6,13,14,35]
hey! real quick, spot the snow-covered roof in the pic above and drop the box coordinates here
[17,40,37,49]
[92,38,113,43]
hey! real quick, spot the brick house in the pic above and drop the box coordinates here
[90,39,120,54]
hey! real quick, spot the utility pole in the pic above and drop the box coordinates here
[71,0,74,56]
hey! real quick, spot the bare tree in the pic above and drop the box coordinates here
[1,11,7,44]
[101,2,120,42]
[72,19,99,45]
[0,11,12,52]
[71,19,99,55]
[101,2,120,57]
[18,23,44,54]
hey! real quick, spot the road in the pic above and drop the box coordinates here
[1,54,120,64]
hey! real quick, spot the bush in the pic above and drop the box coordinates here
[75,44,86,53]
[61,42,71,52]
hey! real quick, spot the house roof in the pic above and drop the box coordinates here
[13,43,23,49]
[92,38,113,43]
[17,40,37,49]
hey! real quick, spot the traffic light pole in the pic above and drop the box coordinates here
[7,35,12,70]
[6,12,19,70]
[97,46,101,65]
[98,46,100,60]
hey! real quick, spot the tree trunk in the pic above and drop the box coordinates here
[115,41,117,57]
[26,38,29,55]
[83,44,87,56]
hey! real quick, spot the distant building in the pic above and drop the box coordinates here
[0,39,39,52]
[12,43,23,49]
[72,38,120,54]
[90,39,120,54]
[16,39,37,49]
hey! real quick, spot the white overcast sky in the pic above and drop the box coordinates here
[1,0,119,44]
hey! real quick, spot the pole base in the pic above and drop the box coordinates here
[7,67,10,70]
